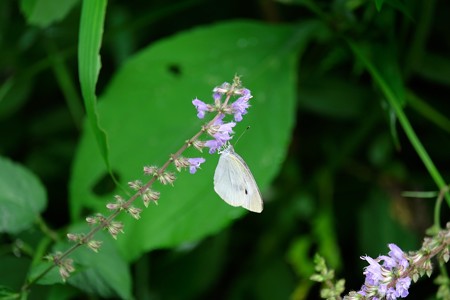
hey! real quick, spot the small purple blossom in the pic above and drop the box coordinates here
[395,277,411,298]
[188,157,206,174]
[216,122,235,141]
[362,256,383,284]
[387,243,409,269]
[231,98,249,122]
[231,88,252,122]
[213,91,222,104]
[192,98,209,119]
[204,117,235,153]
[213,82,231,95]
[386,287,397,300]
[192,79,252,153]
[359,244,411,300]
[214,113,225,125]
[204,139,223,154]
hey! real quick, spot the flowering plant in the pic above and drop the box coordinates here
[311,188,450,300]
[22,76,253,290]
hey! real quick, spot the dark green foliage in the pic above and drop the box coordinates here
[1,0,449,299]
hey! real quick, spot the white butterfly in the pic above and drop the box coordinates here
[213,144,263,213]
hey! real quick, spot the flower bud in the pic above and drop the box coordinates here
[106,202,120,210]
[67,233,79,242]
[142,189,160,207]
[143,165,159,176]
[107,221,124,240]
[173,156,189,172]
[127,206,142,220]
[158,172,176,185]
[128,180,143,190]
[192,140,205,152]
[87,240,102,253]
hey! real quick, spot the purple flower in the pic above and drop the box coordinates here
[188,158,206,174]
[386,287,397,300]
[362,256,383,283]
[214,113,225,125]
[213,91,222,103]
[231,89,252,122]
[191,81,253,153]
[204,116,236,153]
[213,82,231,95]
[380,255,397,269]
[358,244,411,300]
[237,88,251,99]
[192,98,209,119]
[395,277,411,298]
[388,243,409,269]
[231,98,249,122]
[204,139,222,154]
[216,122,235,141]
[194,82,253,125]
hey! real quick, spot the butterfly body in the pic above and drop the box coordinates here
[213,145,263,213]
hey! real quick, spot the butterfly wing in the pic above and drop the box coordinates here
[214,150,263,213]
[238,155,264,213]
[214,152,245,207]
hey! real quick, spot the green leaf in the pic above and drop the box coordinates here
[0,156,47,234]
[287,236,315,277]
[45,284,79,300]
[20,0,80,28]
[374,0,385,11]
[30,224,132,299]
[150,233,228,299]
[70,20,319,260]
[313,211,341,270]
[67,225,132,299]
[78,0,116,181]
[28,260,62,285]
[384,0,413,19]
[0,287,20,300]
[0,255,31,291]
[374,0,412,19]
[0,77,32,120]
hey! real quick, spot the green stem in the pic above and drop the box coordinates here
[434,186,449,231]
[403,0,436,79]
[36,215,59,242]
[45,39,84,129]
[348,41,450,209]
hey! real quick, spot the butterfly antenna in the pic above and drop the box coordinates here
[234,126,250,146]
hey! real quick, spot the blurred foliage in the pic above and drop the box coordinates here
[1,0,450,299]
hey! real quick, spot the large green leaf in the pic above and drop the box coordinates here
[70,20,319,261]
[0,156,47,234]
[20,0,79,28]
[78,0,116,181]
[30,223,132,299]
[66,224,132,300]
